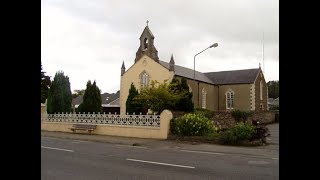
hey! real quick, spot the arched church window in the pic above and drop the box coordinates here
[226,90,235,110]
[188,84,192,93]
[201,88,207,109]
[140,71,149,89]
[260,103,264,111]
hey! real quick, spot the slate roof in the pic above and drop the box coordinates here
[204,68,261,85]
[159,61,214,84]
[268,98,274,104]
[140,26,154,39]
[159,60,260,85]
[270,97,279,106]
[72,91,120,106]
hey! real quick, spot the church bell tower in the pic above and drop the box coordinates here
[135,21,159,63]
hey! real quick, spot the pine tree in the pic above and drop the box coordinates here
[41,62,51,103]
[126,83,143,114]
[78,80,102,113]
[47,71,72,113]
[179,78,194,112]
[170,78,194,112]
[267,80,279,99]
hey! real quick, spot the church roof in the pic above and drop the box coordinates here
[159,61,214,84]
[204,68,260,85]
[159,60,260,85]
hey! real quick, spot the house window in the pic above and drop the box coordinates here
[201,88,207,109]
[260,80,263,100]
[140,71,149,89]
[226,90,234,109]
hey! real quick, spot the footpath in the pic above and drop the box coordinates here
[41,123,279,159]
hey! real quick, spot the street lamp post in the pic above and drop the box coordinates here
[193,43,218,107]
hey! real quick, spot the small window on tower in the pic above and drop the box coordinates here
[143,38,148,50]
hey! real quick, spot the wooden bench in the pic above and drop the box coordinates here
[70,124,97,134]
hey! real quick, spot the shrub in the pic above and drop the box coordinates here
[269,105,279,110]
[194,108,215,119]
[231,122,255,141]
[134,80,180,114]
[171,113,218,136]
[231,110,254,122]
[218,122,255,144]
[218,130,237,144]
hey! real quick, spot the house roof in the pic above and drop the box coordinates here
[270,97,279,106]
[72,91,120,106]
[268,98,274,104]
[204,68,261,85]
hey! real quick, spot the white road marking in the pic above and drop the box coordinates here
[126,158,195,169]
[116,144,147,149]
[180,149,225,155]
[41,146,74,152]
[72,140,89,143]
[248,160,270,165]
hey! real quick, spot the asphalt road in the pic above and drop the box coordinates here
[41,136,279,180]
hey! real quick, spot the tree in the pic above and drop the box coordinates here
[134,80,181,114]
[169,78,194,112]
[126,83,144,114]
[41,62,51,103]
[267,80,279,99]
[47,71,72,113]
[72,89,85,99]
[77,80,102,113]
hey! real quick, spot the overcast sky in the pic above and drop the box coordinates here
[41,0,279,94]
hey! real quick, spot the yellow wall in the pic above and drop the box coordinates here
[41,105,46,115]
[218,84,251,111]
[175,77,218,111]
[41,110,173,139]
[120,55,174,115]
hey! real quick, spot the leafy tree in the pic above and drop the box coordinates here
[169,78,194,112]
[41,62,51,103]
[134,80,181,114]
[267,80,279,99]
[72,89,85,99]
[47,71,72,113]
[126,83,143,114]
[77,80,102,113]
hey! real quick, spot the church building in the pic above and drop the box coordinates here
[120,24,268,115]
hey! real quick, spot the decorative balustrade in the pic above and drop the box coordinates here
[42,112,161,127]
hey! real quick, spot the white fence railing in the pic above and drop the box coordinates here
[42,112,161,127]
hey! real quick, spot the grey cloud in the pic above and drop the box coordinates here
[42,0,278,92]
